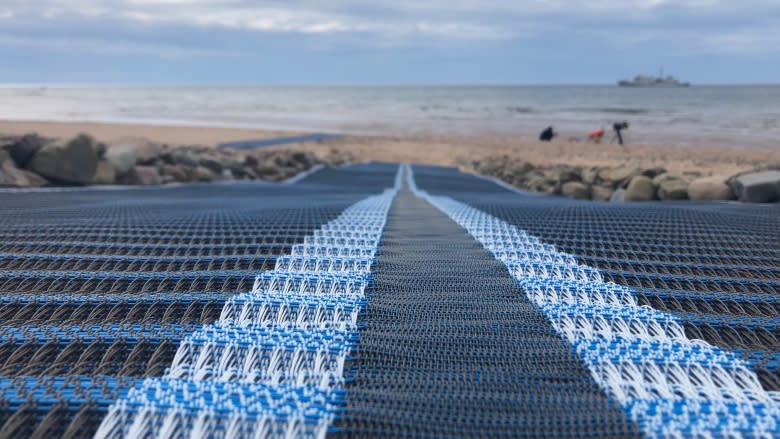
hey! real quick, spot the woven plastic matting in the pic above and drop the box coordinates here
[0,163,400,438]
[409,164,780,437]
[0,161,778,438]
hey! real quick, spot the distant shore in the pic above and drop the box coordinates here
[1,119,778,179]
[3,118,780,202]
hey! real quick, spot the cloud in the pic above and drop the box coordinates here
[0,0,778,63]
[0,33,243,58]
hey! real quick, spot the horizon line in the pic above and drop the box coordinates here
[0,82,779,88]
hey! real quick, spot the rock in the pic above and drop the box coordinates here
[561,181,590,199]
[610,188,626,202]
[598,166,642,188]
[162,164,191,182]
[642,167,666,179]
[291,151,313,167]
[558,168,582,183]
[95,142,108,159]
[244,155,260,167]
[104,146,137,177]
[199,156,224,174]
[171,152,199,167]
[688,176,736,201]
[28,134,98,184]
[730,171,780,203]
[657,177,689,200]
[113,137,162,165]
[509,162,535,178]
[526,175,554,193]
[624,176,656,201]
[581,167,599,185]
[221,169,235,181]
[255,162,280,179]
[3,134,48,167]
[0,152,48,187]
[194,166,217,182]
[652,173,676,186]
[220,155,249,177]
[591,185,615,202]
[122,166,162,185]
[93,161,116,185]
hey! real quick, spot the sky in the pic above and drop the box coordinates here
[0,0,778,84]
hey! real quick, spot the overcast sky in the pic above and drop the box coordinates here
[1,0,778,84]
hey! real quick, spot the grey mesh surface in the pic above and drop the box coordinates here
[332,188,639,437]
[412,164,780,393]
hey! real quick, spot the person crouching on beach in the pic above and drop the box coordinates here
[539,126,555,142]
[588,127,605,144]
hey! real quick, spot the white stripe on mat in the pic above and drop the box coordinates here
[407,164,780,439]
[94,166,402,439]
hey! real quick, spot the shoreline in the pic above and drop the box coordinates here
[2,119,779,202]
[1,116,779,152]
[2,118,779,179]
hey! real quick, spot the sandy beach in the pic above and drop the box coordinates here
[3,119,777,180]
[0,120,298,148]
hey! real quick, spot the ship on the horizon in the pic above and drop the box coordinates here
[618,68,690,87]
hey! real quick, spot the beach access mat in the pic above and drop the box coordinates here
[0,162,778,438]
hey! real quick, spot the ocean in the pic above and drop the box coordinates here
[0,85,778,149]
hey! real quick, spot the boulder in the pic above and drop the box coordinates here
[610,188,626,202]
[244,155,260,167]
[3,134,48,167]
[508,162,535,180]
[162,164,191,182]
[657,177,689,200]
[221,169,235,181]
[93,161,116,185]
[581,168,599,185]
[652,173,676,186]
[591,185,615,202]
[0,164,48,187]
[558,168,582,184]
[255,161,280,179]
[122,166,162,185]
[194,166,217,182]
[28,134,98,184]
[598,166,642,187]
[624,176,656,201]
[199,156,224,174]
[243,167,259,180]
[291,151,314,168]
[730,171,780,203]
[0,151,48,187]
[171,152,199,167]
[95,142,108,159]
[113,137,162,165]
[642,167,667,179]
[104,146,137,177]
[687,176,736,201]
[561,181,590,200]
[526,175,554,193]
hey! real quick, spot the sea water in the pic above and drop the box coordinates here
[0,85,778,149]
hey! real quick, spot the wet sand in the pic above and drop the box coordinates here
[2,119,778,178]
